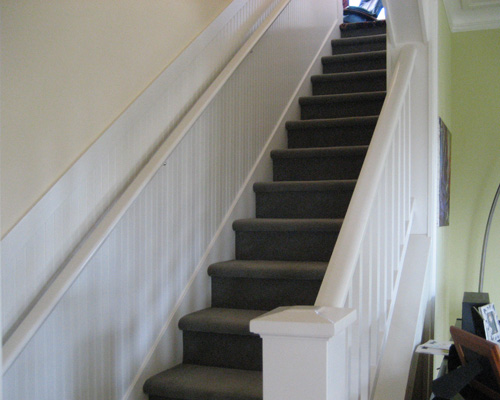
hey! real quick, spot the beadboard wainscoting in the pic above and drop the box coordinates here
[2,0,277,343]
[2,0,341,398]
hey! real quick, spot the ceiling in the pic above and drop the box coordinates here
[443,0,500,31]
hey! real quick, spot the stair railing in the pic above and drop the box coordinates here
[2,0,292,374]
[251,43,418,400]
[315,43,417,307]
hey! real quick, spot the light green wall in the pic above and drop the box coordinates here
[454,29,500,308]
[437,0,500,342]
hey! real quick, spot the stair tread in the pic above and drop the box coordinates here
[271,145,368,159]
[179,308,266,335]
[144,364,262,400]
[145,24,386,400]
[311,69,386,83]
[322,50,386,63]
[340,20,387,38]
[254,179,356,192]
[331,33,386,46]
[285,115,378,130]
[299,91,386,105]
[233,218,343,232]
[208,259,328,280]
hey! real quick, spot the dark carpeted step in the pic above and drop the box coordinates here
[300,92,385,120]
[144,364,262,400]
[286,116,377,148]
[340,20,387,38]
[179,308,265,335]
[179,308,266,371]
[322,50,386,74]
[144,23,387,400]
[272,146,368,181]
[312,70,386,95]
[233,218,342,262]
[254,180,356,219]
[209,260,327,310]
[331,34,386,55]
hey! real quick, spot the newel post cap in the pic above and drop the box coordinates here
[250,305,357,339]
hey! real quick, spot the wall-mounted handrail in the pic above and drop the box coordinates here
[315,44,418,308]
[2,0,291,374]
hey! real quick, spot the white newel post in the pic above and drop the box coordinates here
[250,306,356,400]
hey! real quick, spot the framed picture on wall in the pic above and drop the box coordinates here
[479,303,500,343]
[439,118,451,226]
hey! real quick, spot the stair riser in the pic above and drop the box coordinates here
[301,98,384,120]
[150,397,176,400]
[211,277,322,310]
[287,127,374,148]
[144,22,387,400]
[273,155,365,181]
[255,190,352,219]
[235,231,337,261]
[323,57,385,74]
[312,76,386,95]
[183,331,262,371]
[341,26,386,38]
[331,41,386,55]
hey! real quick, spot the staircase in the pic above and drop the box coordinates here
[143,21,387,400]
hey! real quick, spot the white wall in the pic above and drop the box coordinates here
[2,0,276,352]
[1,0,232,237]
[1,0,341,398]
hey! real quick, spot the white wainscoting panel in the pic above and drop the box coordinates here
[1,0,277,342]
[2,0,339,399]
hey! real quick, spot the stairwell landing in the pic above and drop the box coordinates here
[143,21,387,400]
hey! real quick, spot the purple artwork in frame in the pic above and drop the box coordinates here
[439,118,451,227]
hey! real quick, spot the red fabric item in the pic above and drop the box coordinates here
[343,0,349,9]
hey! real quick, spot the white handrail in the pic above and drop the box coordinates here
[2,0,291,373]
[315,44,418,308]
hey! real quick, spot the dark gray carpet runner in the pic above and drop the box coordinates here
[144,21,386,400]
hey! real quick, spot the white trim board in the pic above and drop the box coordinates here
[373,234,432,400]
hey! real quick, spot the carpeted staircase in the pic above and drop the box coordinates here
[143,21,386,400]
